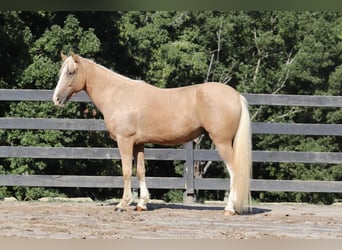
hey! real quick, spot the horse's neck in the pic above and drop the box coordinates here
[84,60,130,115]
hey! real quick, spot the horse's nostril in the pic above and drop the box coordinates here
[53,95,62,106]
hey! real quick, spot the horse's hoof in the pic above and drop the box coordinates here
[135,206,146,212]
[224,210,237,216]
[115,207,126,212]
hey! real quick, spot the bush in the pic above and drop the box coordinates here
[9,187,65,201]
[163,189,183,203]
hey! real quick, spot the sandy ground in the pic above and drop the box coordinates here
[0,200,341,239]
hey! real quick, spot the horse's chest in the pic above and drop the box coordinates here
[103,112,138,139]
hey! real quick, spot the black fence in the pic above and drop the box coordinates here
[0,89,341,201]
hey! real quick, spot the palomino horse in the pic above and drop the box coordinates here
[53,52,252,215]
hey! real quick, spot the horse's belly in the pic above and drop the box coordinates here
[137,124,204,146]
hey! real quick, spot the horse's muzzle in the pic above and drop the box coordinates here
[52,94,66,107]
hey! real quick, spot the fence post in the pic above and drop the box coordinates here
[183,141,195,204]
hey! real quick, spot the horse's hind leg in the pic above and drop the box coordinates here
[134,144,150,211]
[215,141,237,215]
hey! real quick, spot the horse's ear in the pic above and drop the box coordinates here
[71,52,80,63]
[61,52,67,61]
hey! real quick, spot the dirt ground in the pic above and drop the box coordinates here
[0,199,341,239]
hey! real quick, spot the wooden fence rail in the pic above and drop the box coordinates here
[0,89,341,199]
[1,118,342,136]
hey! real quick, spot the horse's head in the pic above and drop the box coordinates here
[53,52,86,107]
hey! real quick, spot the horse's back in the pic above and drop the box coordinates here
[144,81,242,126]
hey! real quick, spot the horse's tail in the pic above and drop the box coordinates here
[232,94,252,214]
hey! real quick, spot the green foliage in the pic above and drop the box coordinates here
[163,189,183,203]
[149,41,207,87]
[20,56,58,89]
[10,187,64,201]
[0,187,11,199]
[0,11,341,203]
[0,12,32,89]
[31,15,100,59]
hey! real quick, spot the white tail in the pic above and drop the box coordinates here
[231,95,252,214]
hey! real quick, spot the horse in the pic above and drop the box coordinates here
[53,52,252,215]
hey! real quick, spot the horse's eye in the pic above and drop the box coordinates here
[68,70,75,75]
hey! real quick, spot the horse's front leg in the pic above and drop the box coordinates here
[134,144,150,211]
[115,137,134,211]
